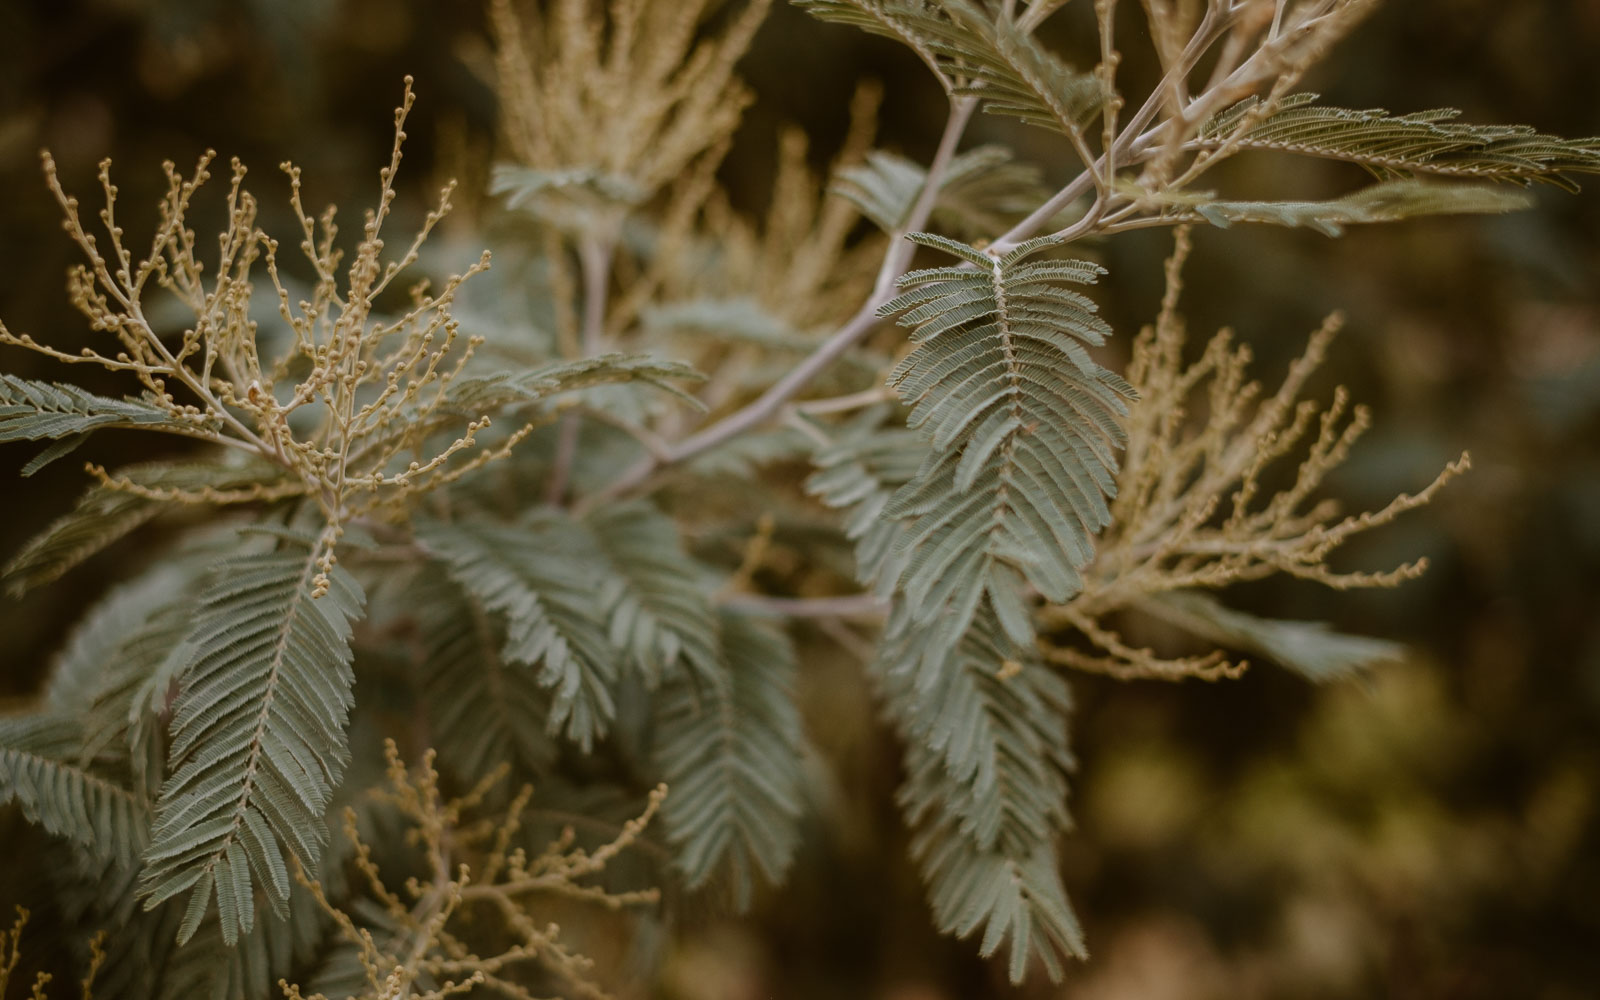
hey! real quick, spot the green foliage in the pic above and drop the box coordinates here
[0,714,150,871]
[442,353,707,415]
[411,574,558,780]
[877,605,1083,982]
[1188,178,1533,236]
[1137,591,1405,682]
[796,0,1105,134]
[139,542,365,946]
[418,518,619,751]
[582,500,725,687]
[833,145,1053,236]
[653,612,808,909]
[489,163,647,223]
[805,411,926,585]
[877,233,1134,649]
[1204,92,1600,191]
[2,459,290,596]
[0,374,217,446]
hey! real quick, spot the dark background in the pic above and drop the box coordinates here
[2,2,1598,997]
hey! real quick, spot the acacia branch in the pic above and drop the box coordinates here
[583,97,978,505]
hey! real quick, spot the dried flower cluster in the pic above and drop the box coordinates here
[1039,228,1470,680]
[284,741,664,1000]
[0,78,507,594]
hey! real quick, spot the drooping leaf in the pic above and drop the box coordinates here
[832,145,1054,236]
[412,573,559,780]
[0,714,151,871]
[0,373,219,445]
[653,612,808,909]
[139,540,365,945]
[582,500,724,688]
[2,457,294,597]
[418,517,619,751]
[19,431,89,476]
[805,409,927,586]
[443,353,707,415]
[43,562,195,716]
[878,233,1134,650]
[1202,92,1600,191]
[877,604,1084,983]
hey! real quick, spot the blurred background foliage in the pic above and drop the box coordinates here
[2,1,1598,997]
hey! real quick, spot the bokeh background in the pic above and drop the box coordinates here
[2,2,1598,998]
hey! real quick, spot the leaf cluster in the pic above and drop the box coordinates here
[2,0,1591,991]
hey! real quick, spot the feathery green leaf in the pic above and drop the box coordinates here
[444,353,707,415]
[412,574,558,780]
[0,373,217,445]
[805,410,927,586]
[795,1,1105,136]
[3,458,293,597]
[139,541,365,945]
[878,604,1083,982]
[654,612,808,909]
[1202,92,1600,191]
[832,145,1054,236]
[418,517,619,751]
[582,501,724,688]
[879,234,1133,648]
[1191,178,1533,236]
[0,714,151,871]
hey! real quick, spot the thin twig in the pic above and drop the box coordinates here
[582,97,978,506]
[546,232,616,506]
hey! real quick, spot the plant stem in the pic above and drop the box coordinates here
[584,97,978,506]
[547,231,615,506]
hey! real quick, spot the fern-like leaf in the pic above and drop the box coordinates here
[653,612,808,909]
[418,517,619,751]
[793,0,955,88]
[0,714,151,871]
[879,233,1133,649]
[805,410,927,586]
[155,882,332,1000]
[443,353,707,415]
[878,605,1083,982]
[412,573,558,780]
[1202,93,1600,191]
[582,501,724,688]
[489,163,647,226]
[47,564,204,796]
[43,563,193,716]
[1190,178,1532,236]
[139,542,365,946]
[3,458,292,597]
[0,373,216,444]
[795,1,1104,135]
[832,145,1053,237]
